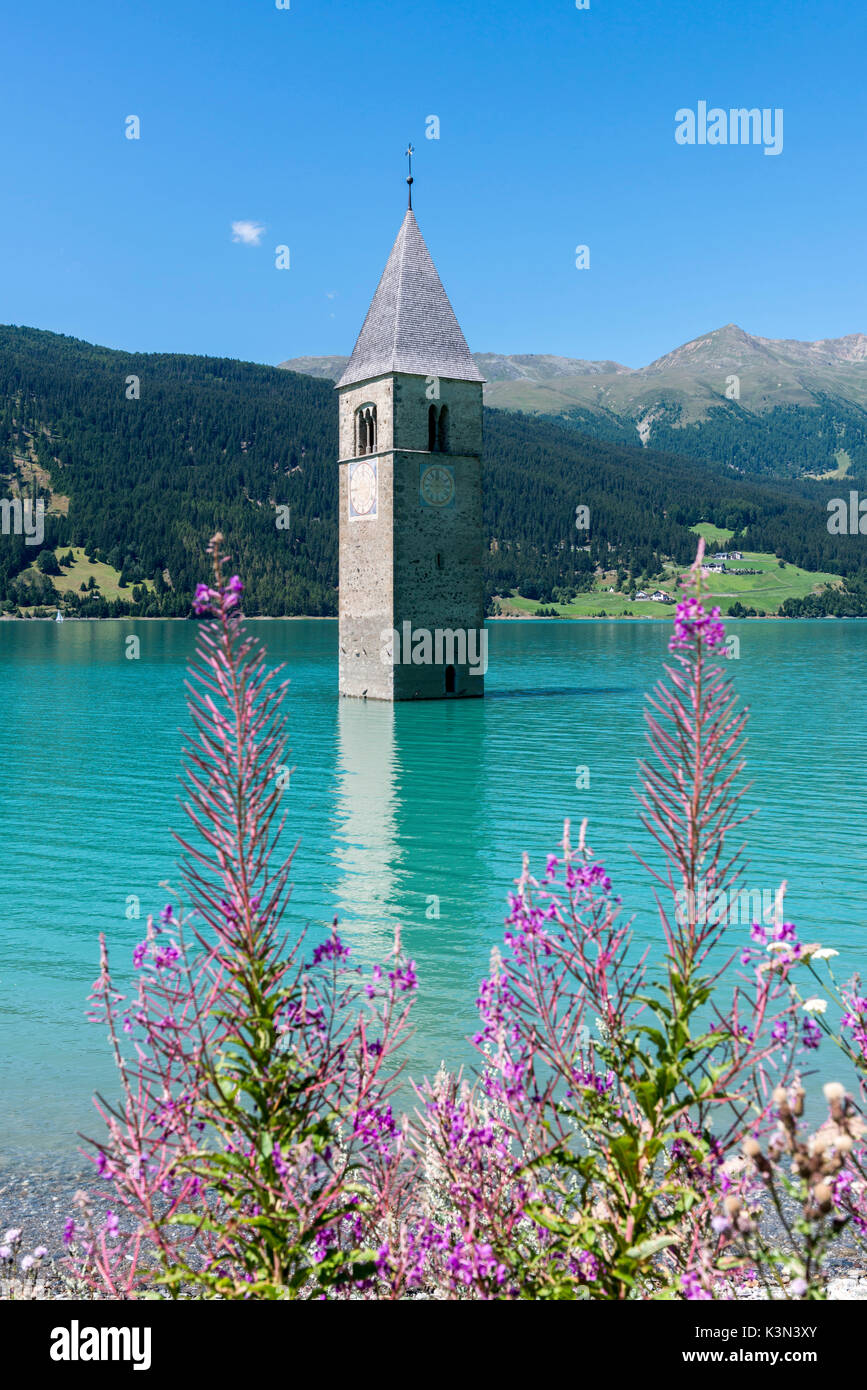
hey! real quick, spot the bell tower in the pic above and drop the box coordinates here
[337,163,485,701]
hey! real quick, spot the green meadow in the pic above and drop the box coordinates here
[500,524,840,619]
[15,546,155,610]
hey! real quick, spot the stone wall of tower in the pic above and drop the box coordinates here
[338,373,485,701]
[338,377,395,700]
[391,375,484,700]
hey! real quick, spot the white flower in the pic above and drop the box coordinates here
[811,948,839,960]
[766,942,790,954]
[802,998,828,1014]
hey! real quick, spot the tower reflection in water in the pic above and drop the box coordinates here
[332,695,489,1087]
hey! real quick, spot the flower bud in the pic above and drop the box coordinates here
[773,1086,788,1107]
[793,1087,805,1118]
[743,1137,762,1158]
[824,1082,846,1103]
[724,1195,743,1217]
[813,1182,833,1212]
[835,1133,854,1154]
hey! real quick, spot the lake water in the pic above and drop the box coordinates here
[0,616,865,1167]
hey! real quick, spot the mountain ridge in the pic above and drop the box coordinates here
[281,325,867,382]
[3,323,865,619]
[280,325,867,476]
[280,323,867,425]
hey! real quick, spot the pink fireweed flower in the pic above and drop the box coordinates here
[681,1269,712,1300]
[153,944,180,969]
[225,574,244,610]
[668,596,726,653]
[772,922,797,942]
[574,1250,600,1282]
[192,582,218,616]
[570,1068,616,1097]
[840,994,867,1060]
[388,961,418,993]
[352,1103,398,1156]
[311,934,351,967]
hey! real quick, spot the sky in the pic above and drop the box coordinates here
[1,0,864,369]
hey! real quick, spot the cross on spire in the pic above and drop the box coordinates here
[405,143,414,209]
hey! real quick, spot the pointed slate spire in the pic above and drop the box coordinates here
[336,210,484,389]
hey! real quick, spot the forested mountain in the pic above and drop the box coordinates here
[0,326,336,616]
[0,325,865,619]
[481,410,867,606]
[286,326,867,480]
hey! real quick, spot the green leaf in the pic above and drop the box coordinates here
[625,1234,680,1260]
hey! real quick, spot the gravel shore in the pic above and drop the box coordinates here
[2,1155,866,1300]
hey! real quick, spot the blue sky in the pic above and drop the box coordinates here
[1,0,864,368]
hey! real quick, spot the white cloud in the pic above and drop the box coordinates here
[231,220,266,246]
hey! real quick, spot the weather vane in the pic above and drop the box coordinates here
[405,143,414,209]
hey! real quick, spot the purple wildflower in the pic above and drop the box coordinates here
[669,597,726,654]
[312,934,351,967]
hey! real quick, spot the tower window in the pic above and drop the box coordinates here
[445,665,456,694]
[355,404,377,456]
[438,404,449,453]
[428,403,449,453]
[435,552,443,570]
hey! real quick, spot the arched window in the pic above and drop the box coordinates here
[437,404,449,453]
[435,552,443,570]
[428,403,438,452]
[445,665,456,694]
[356,404,377,455]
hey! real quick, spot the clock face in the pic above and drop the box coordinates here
[349,460,377,517]
[420,464,455,508]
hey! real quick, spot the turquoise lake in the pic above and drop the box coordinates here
[1,617,865,1168]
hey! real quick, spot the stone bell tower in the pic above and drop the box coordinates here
[337,160,485,701]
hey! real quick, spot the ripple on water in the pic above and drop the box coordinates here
[0,617,864,1155]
